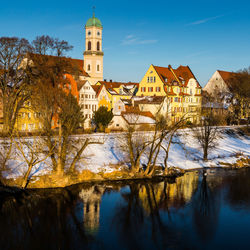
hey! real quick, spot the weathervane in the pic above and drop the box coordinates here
[93,6,96,17]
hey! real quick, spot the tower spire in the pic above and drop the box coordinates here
[92,6,96,17]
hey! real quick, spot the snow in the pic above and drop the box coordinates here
[2,127,250,179]
[123,85,135,90]
[123,113,155,124]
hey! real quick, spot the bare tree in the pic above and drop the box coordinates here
[193,111,220,161]
[0,37,32,134]
[14,134,55,188]
[53,38,73,57]
[121,110,186,177]
[27,37,103,176]
[227,67,250,124]
[32,35,54,55]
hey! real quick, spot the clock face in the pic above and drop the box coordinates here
[88,31,91,36]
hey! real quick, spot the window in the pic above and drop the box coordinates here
[156,87,161,92]
[150,77,153,83]
[28,124,34,131]
[153,76,156,82]
[87,64,91,71]
[85,105,88,109]
[141,87,146,92]
[85,94,88,98]
[88,31,91,36]
[97,31,100,36]
[148,87,153,92]
[88,41,91,50]
[28,113,31,118]
[147,77,150,83]
[190,89,193,95]
[174,97,178,102]
[97,41,100,51]
[97,64,100,71]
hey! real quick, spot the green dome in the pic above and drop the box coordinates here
[86,16,102,28]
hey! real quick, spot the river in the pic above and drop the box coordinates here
[1,168,250,249]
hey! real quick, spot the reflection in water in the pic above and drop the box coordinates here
[192,170,221,242]
[138,171,199,214]
[79,186,104,234]
[1,168,250,249]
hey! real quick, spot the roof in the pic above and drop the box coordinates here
[98,81,139,96]
[120,99,132,106]
[91,84,104,97]
[121,111,155,125]
[153,64,201,88]
[76,80,87,91]
[217,70,238,84]
[98,81,139,89]
[133,96,166,105]
[27,53,89,77]
[86,14,102,28]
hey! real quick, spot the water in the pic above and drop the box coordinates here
[1,168,250,250]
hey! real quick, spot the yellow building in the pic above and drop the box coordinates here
[96,80,138,111]
[137,64,202,123]
[15,101,41,132]
[92,84,112,110]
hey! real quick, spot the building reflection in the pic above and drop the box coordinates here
[79,185,104,234]
[138,171,199,214]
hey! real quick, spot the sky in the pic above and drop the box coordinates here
[1,0,250,86]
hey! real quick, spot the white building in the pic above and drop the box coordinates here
[203,70,236,96]
[78,80,98,128]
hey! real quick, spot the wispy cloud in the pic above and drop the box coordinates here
[186,50,210,58]
[122,34,158,45]
[186,15,224,26]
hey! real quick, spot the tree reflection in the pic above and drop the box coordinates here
[192,170,220,242]
[111,180,194,249]
[0,188,95,250]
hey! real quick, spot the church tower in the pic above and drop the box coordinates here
[84,12,104,85]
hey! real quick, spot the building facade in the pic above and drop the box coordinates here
[84,14,104,85]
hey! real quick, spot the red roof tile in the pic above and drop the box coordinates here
[217,70,238,85]
[27,53,89,77]
[153,64,201,88]
[91,84,104,97]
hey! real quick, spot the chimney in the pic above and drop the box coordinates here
[104,79,107,82]
[110,79,112,82]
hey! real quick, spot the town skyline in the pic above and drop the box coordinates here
[1,0,250,86]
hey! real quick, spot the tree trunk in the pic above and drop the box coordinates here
[22,163,33,189]
[203,145,208,161]
[68,138,89,173]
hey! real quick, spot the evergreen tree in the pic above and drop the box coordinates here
[93,106,113,130]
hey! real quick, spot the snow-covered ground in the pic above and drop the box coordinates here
[2,127,250,179]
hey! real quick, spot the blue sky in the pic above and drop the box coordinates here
[1,0,250,86]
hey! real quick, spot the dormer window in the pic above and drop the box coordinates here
[165,78,168,83]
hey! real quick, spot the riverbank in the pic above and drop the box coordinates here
[1,126,249,189]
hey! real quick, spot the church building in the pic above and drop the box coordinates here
[83,13,104,85]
